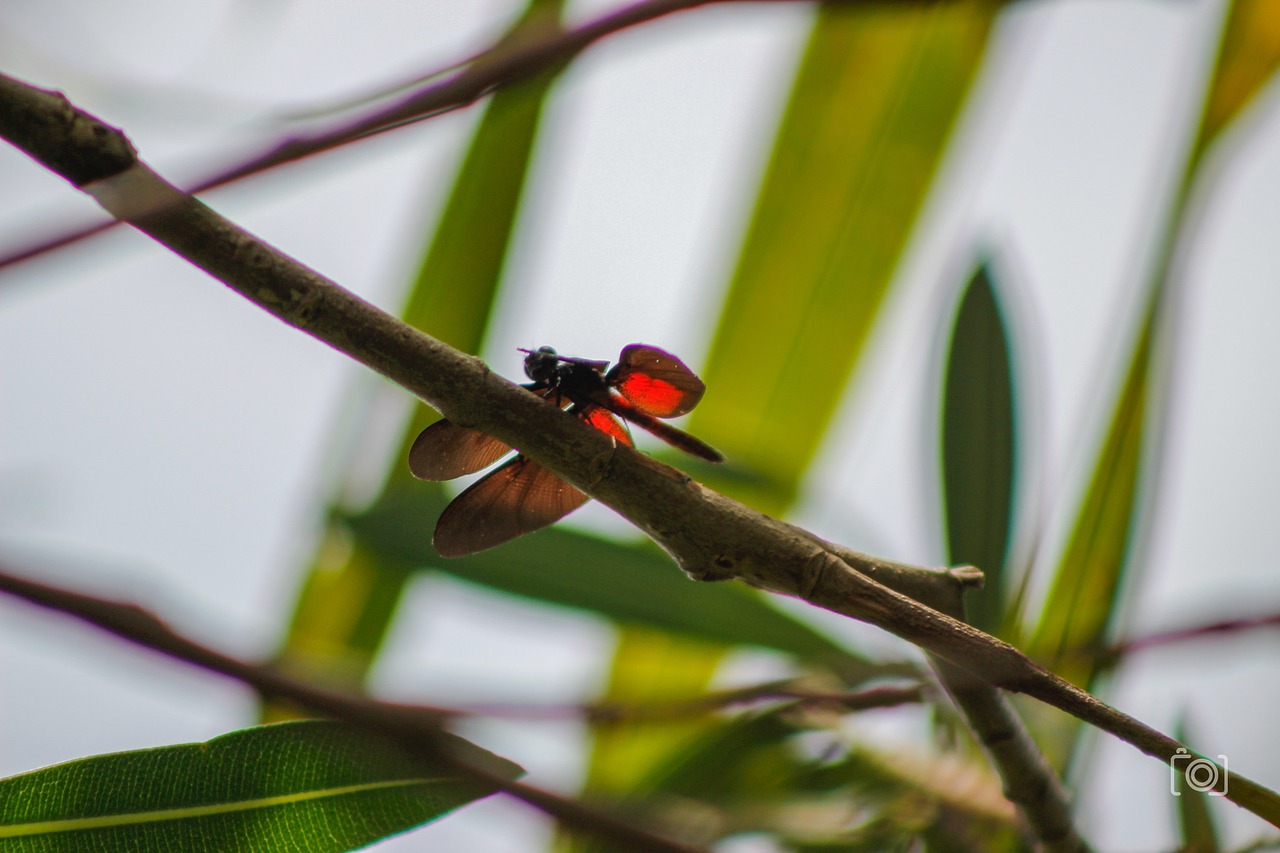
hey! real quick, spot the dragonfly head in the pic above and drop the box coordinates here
[520,346,560,384]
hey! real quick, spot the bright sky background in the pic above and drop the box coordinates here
[3,1,1280,850]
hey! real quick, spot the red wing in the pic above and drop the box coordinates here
[607,344,706,418]
[433,456,589,557]
[409,419,511,481]
[580,404,633,446]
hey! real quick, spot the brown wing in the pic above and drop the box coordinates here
[408,419,511,481]
[409,386,568,480]
[607,344,706,417]
[433,456,589,557]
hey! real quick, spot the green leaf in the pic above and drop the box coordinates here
[560,636,728,853]
[347,489,885,680]
[573,5,998,837]
[1020,0,1280,769]
[269,0,566,706]
[393,0,568,454]
[574,630,727,801]
[563,712,803,853]
[940,263,1018,635]
[1022,0,1280,696]
[577,708,1016,849]
[269,532,416,706]
[649,711,799,801]
[691,1,997,515]
[1191,0,1280,164]
[1028,310,1154,690]
[790,744,1019,850]
[0,721,520,852]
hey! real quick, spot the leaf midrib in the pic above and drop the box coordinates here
[0,777,456,838]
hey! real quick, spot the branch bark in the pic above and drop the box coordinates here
[3,66,1278,836]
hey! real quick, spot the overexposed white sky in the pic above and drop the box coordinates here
[3,1,1280,850]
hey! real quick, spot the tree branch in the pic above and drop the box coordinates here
[2,68,1278,833]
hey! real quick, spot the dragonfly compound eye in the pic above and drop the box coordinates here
[523,346,560,383]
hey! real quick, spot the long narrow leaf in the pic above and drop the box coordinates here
[1191,0,1280,164]
[579,3,999,834]
[1029,313,1153,688]
[0,721,520,852]
[393,0,568,456]
[1022,0,1280,770]
[347,489,885,679]
[691,2,997,515]
[1028,0,1280,690]
[941,263,1018,635]
[269,0,566,706]
[575,630,727,801]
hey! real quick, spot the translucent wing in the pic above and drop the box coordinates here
[408,419,511,481]
[430,404,633,556]
[433,456,589,557]
[409,387,564,481]
[607,344,706,417]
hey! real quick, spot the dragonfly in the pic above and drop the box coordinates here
[409,344,722,557]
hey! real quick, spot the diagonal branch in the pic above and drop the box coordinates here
[2,69,1278,833]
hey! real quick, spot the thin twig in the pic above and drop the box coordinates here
[491,680,926,723]
[621,680,924,719]
[0,0,740,273]
[0,563,709,853]
[1052,612,1280,675]
[2,68,1278,832]
[1108,612,1280,661]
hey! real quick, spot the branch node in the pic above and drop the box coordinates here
[800,548,834,599]
[950,564,985,589]
[0,72,137,185]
